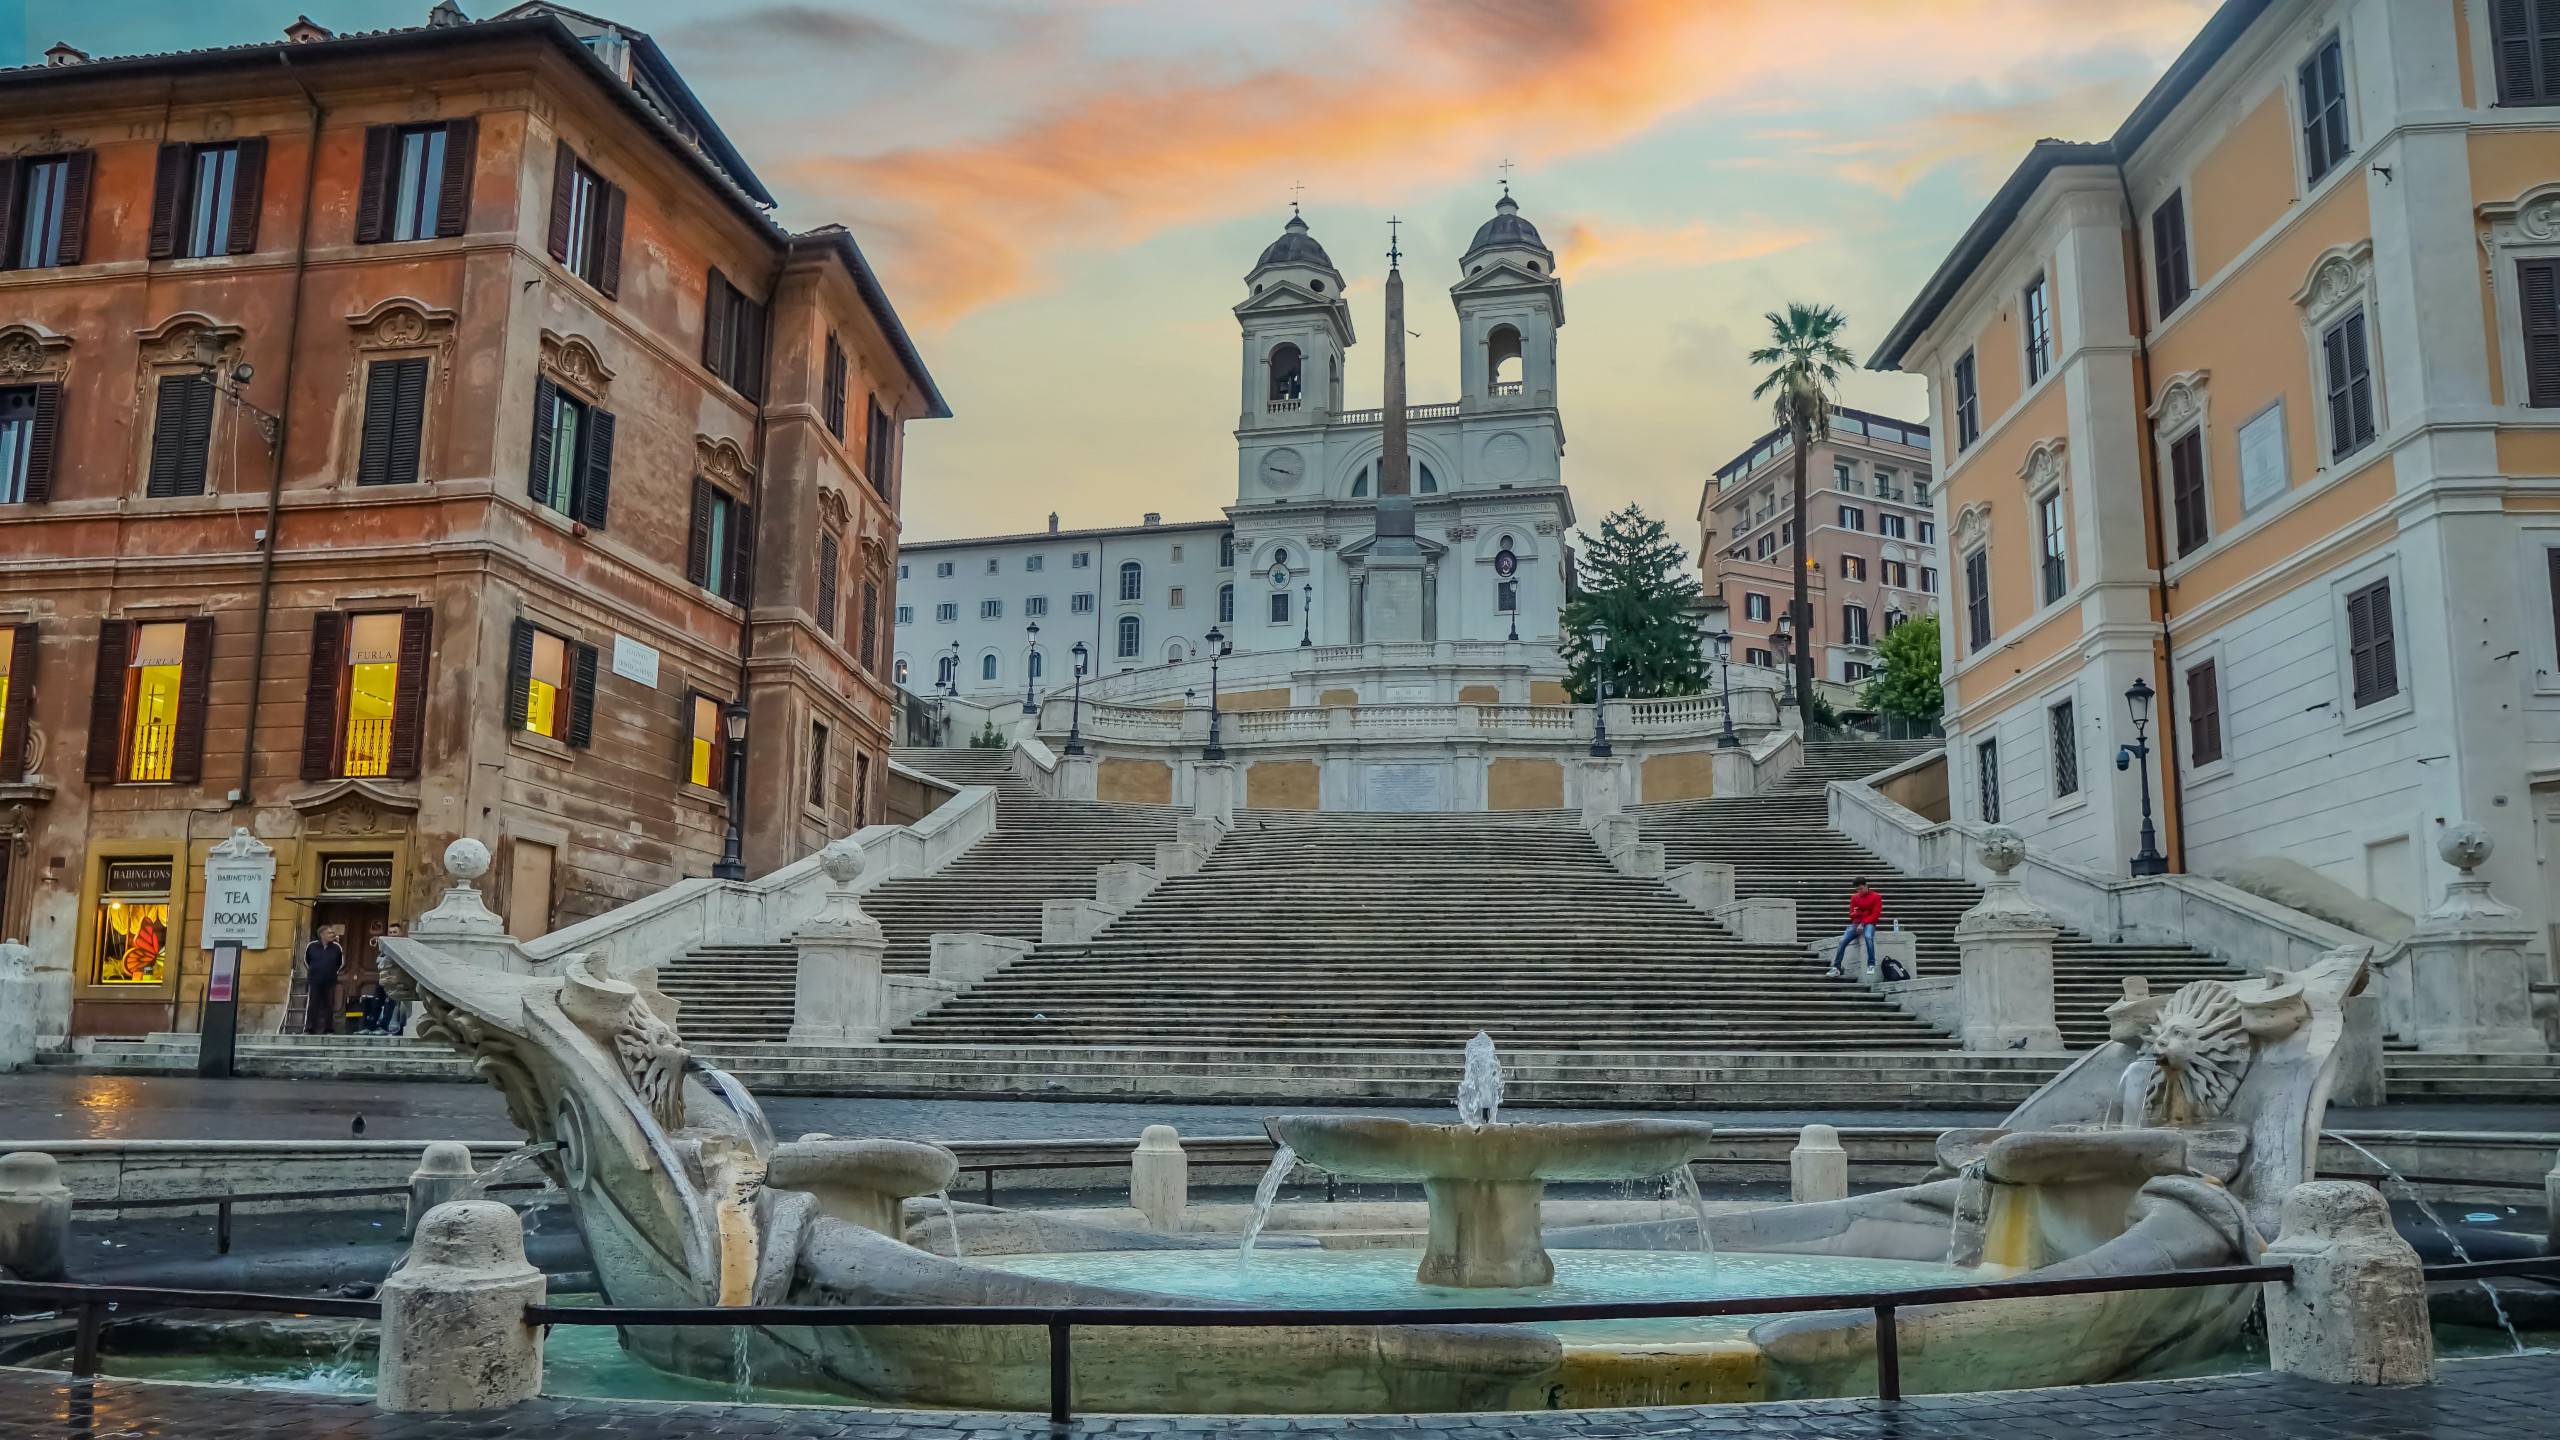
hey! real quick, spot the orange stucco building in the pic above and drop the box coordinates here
[0,5,944,1037]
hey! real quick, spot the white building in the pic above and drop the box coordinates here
[896,195,1578,700]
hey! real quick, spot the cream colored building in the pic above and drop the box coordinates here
[1874,0,2560,974]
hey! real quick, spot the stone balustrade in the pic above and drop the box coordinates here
[1046,691,1779,752]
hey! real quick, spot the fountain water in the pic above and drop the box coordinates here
[458,1142,560,1203]
[729,1324,755,1403]
[1664,1164,1717,1272]
[2113,1057,2158,1129]
[1238,1145,1297,1265]
[929,1189,966,1259]
[687,1060,775,1160]
[1457,1032,1503,1129]
[2324,1131,2524,1354]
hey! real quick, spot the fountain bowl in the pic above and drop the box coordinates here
[764,1136,957,1239]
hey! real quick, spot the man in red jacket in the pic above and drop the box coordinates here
[1827,879,1883,979]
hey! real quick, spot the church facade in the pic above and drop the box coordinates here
[897,196,1577,699]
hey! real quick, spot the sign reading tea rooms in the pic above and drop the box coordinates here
[200,828,277,948]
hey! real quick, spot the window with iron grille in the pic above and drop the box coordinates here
[2048,699,2079,798]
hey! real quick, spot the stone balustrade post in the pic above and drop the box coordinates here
[411,838,505,940]
[789,837,887,1047]
[1043,898,1117,946]
[1130,1125,1188,1232]
[378,1201,546,1413]
[1708,745,1758,799]
[2262,1182,2432,1386]
[1056,753,1098,802]
[406,1142,477,1239]
[1094,862,1162,912]
[1575,757,1623,831]
[928,932,1034,987]
[1730,687,1780,730]
[2405,824,2547,1054]
[0,941,34,1073]
[1955,826,2062,1052]
[0,1152,71,1281]
[1666,862,1736,914]
[1789,1124,1848,1204]
[1191,761,1237,831]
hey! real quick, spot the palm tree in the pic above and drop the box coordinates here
[1749,303,1856,721]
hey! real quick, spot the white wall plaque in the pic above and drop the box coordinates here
[611,634,661,688]
[1362,763,1446,812]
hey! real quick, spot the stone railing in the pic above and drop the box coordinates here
[1332,401,1464,424]
[1044,688,1783,753]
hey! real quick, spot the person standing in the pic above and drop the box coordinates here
[1826,879,1883,979]
[303,925,346,1035]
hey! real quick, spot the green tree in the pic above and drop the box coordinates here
[1859,614,1944,727]
[1747,302,1856,720]
[1558,504,1711,702]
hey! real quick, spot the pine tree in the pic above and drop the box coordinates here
[1558,504,1711,702]
[1859,614,1943,726]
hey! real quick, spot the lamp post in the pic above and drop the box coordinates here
[937,641,960,746]
[1065,641,1089,756]
[1586,621,1613,757]
[712,699,750,881]
[2117,677,2169,876]
[1203,624,1231,760]
[1021,620,1041,715]
[1299,583,1313,648]
[1714,629,1739,749]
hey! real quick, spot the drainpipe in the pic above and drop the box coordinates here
[232,51,324,811]
[2115,158,2186,872]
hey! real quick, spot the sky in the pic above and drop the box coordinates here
[11,0,2217,548]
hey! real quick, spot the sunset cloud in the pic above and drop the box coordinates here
[1554,219,1820,278]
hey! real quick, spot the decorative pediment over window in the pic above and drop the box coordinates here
[2015,437,2069,493]
[344,298,458,393]
[289,777,422,834]
[133,313,245,372]
[2480,182,2560,245]
[815,483,851,530]
[0,323,71,381]
[2146,370,2211,434]
[858,531,891,576]
[695,434,754,487]
[1953,499,1994,553]
[2291,241,2374,319]
[538,330,614,398]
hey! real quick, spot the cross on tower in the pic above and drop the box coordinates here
[1497,157,1515,194]
[1386,215,1401,266]
[1288,180,1304,216]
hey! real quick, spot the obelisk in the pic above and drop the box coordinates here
[1365,220,1427,641]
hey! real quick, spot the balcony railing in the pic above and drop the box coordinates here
[342,717,393,779]
[1332,401,1463,425]
[1265,397,1301,412]
[1490,379,1524,397]
[125,723,176,783]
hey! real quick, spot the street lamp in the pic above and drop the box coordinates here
[1203,624,1231,759]
[1021,620,1041,715]
[712,699,750,881]
[1065,641,1090,755]
[1299,582,1313,648]
[937,641,960,746]
[1586,621,1613,757]
[1714,629,1739,749]
[2116,677,2169,876]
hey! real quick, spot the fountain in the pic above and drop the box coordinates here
[1267,1033,1717,1286]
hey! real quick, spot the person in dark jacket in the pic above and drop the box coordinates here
[303,925,346,1035]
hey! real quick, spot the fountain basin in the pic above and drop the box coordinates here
[1267,1116,1716,1287]
[764,1136,957,1239]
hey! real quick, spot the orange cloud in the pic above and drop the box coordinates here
[1554,218,1819,277]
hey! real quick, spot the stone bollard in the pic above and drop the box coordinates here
[1190,761,1237,831]
[2405,824,2547,1054]
[378,1200,546,1413]
[0,941,36,1073]
[1789,1124,1848,1204]
[1130,1125,1188,1232]
[0,1152,72,1281]
[2262,1181,2432,1386]
[1955,826,2063,1052]
[406,1142,478,1239]
[791,837,888,1047]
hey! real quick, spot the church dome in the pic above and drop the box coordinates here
[1256,214,1336,271]
[1466,192,1551,261]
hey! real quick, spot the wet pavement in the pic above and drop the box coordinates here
[3,1073,2551,1145]
[2,1354,2557,1437]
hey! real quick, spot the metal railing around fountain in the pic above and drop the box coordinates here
[0,1279,382,1380]
[64,1179,556,1256]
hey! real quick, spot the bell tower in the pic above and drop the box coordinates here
[1235,209,1354,502]
[1451,187,1563,413]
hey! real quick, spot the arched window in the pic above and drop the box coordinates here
[1119,560,1143,601]
[1419,463,1438,494]
[1116,614,1142,658]
[1487,324,1523,393]
[894,658,910,685]
[1219,532,1236,567]
[980,653,998,681]
[935,654,956,689]
[1351,465,1368,498]
[1268,343,1302,405]
[1218,583,1235,622]
[1167,642,1187,664]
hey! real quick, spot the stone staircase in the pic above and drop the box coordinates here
[1634,739,2242,1051]
[648,746,1185,1046]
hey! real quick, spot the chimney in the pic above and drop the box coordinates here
[1142,512,1162,527]
[1047,512,1060,534]
[284,15,333,42]
[43,42,88,66]
[426,0,468,28]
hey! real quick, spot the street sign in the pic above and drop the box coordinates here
[199,828,276,948]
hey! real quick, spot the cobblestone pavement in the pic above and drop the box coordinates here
[3,1356,2557,1438]
[5,1073,2550,1145]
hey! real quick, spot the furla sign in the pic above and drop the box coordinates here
[199,828,277,948]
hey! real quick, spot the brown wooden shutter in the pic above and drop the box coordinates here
[147,375,215,498]
[389,357,427,484]
[2550,549,2560,662]
[546,140,576,261]
[2343,315,2375,446]
[84,618,129,784]
[300,611,344,781]
[2523,259,2560,408]
[566,640,598,748]
[223,136,267,254]
[738,296,766,401]
[2186,661,2222,765]
[504,618,535,733]
[595,181,627,298]
[167,615,213,785]
[357,361,399,486]
[727,501,754,606]
[147,144,188,259]
[2152,192,2189,315]
[816,533,839,632]
[526,376,558,506]
[387,607,432,779]
[702,268,731,372]
[0,158,20,270]
[2323,324,2355,458]
[52,151,93,265]
[685,479,712,586]
[2363,578,2395,703]
[0,623,32,781]
[354,125,394,244]
[2171,430,2208,556]
[578,406,614,528]
[22,381,60,503]
[859,580,879,670]
[2493,0,2560,104]
[435,118,476,238]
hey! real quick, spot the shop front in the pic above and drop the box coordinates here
[70,846,184,1037]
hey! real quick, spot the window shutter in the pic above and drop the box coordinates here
[436,118,476,238]
[355,126,394,244]
[859,580,879,670]
[223,136,267,254]
[2364,579,2396,703]
[387,607,432,779]
[702,268,731,372]
[546,140,575,262]
[84,618,129,784]
[727,501,754,605]
[147,144,187,260]
[0,623,32,781]
[0,159,19,269]
[300,611,344,781]
[2498,0,2538,103]
[685,478,712,586]
[168,615,213,785]
[2539,0,2560,105]
[579,406,614,528]
[2171,432,2207,556]
[526,376,558,506]
[52,151,93,265]
[567,640,599,748]
[388,356,428,485]
[816,533,840,632]
[22,382,61,503]
[147,375,214,498]
[358,360,400,486]
[596,182,626,298]
[739,297,766,401]
[2344,315,2375,446]
[2187,662,2222,765]
[2550,548,2560,660]
[2323,324,2354,458]
[505,619,535,733]
[2523,260,2560,408]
